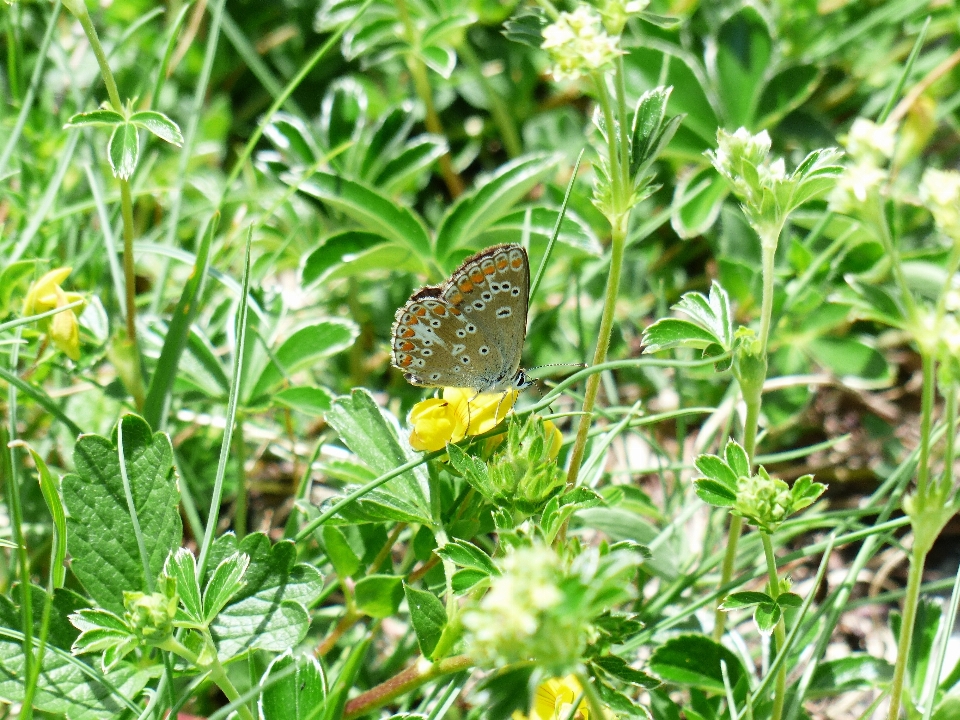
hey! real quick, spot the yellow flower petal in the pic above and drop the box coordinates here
[543,420,563,460]
[443,388,519,437]
[23,267,73,316]
[408,397,465,452]
[50,304,81,360]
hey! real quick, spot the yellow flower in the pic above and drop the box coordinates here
[512,675,615,720]
[543,420,563,460]
[23,268,84,361]
[408,388,519,452]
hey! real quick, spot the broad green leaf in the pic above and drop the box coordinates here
[404,583,446,658]
[807,655,893,698]
[777,592,803,608]
[260,651,327,720]
[298,172,432,257]
[791,474,826,512]
[642,318,719,353]
[671,167,728,238]
[807,337,890,382]
[322,525,362,578]
[756,64,821,128]
[264,113,321,167]
[446,443,496,499]
[63,415,181,613]
[107,122,139,180]
[325,389,432,523]
[0,260,38,314]
[435,539,497,576]
[319,78,367,155]
[724,441,749,479]
[206,533,323,660]
[435,153,561,259]
[164,548,202,623]
[719,591,772,609]
[712,6,772,127]
[202,552,250,622]
[753,603,780,635]
[451,568,488,593]
[26,445,67,588]
[143,214,217,430]
[248,319,359,402]
[377,135,448,193]
[129,110,183,146]
[354,574,403,618]
[273,386,335,416]
[64,109,124,128]
[649,635,746,693]
[359,105,415,180]
[301,231,389,287]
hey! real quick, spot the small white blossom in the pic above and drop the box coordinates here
[828,161,887,214]
[920,168,960,241]
[541,5,622,81]
[845,118,897,163]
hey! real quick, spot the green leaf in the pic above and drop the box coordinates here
[649,635,746,693]
[326,389,432,523]
[502,7,546,48]
[129,110,183,146]
[164,548,202,623]
[143,214,217,430]
[777,592,803,608]
[63,415,181,613]
[301,231,389,287]
[672,281,735,351]
[712,6,772,127]
[451,568,488,593]
[273,386,335,416]
[753,603,780,635]
[26,445,67,588]
[319,77,367,152]
[0,260,38,315]
[249,319,359,401]
[377,135,448,193]
[807,337,890,382]
[671,166,728,239]
[446,443,495,499]
[756,64,821,128]
[260,651,327,720]
[807,655,893,697]
[321,525,362,578]
[642,318,720,353]
[64,109,124,128]
[791,474,826,512]
[202,551,250,623]
[694,454,738,490]
[207,533,323,660]
[265,113,321,167]
[435,153,561,259]
[404,583,447,658]
[593,655,660,688]
[420,45,456,79]
[435,539,497,576]
[107,122,139,180]
[298,171,432,257]
[483,206,602,256]
[693,479,736,507]
[354,574,403,619]
[719,591,772,609]
[724,441,749,479]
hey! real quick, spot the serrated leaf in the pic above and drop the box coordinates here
[63,415,181,613]
[129,110,183,146]
[694,479,737,507]
[724,441,749,479]
[435,539,497,576]
[164,548,202,623]
[355,574,403,618]
[694,454,738,489]
[777,592,803,608]
[404,583,446,658]
[259,651,327,720]
[754,602,780,635]
[649,635,746,693]
[502,8,546,47]
[446,443,496,499]
[107,122,139,180]
[642,318,720,353]
[203,552,250,623]
[207,533,323,660]
[593,655,660,688]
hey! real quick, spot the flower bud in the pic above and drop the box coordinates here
[919,168,960,242]
[541,5,622,81]
[123,578,177,646]
[735,467,792,532]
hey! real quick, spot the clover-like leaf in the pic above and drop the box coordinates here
[719,591,772,610]
[502,7,547,48]
[203,552,250,623]
[107,121,139,180]
[165,548,202,624]
[724,440,750,479]
[754,602,781,635]
[791,474,827,512]
[129,110,184,146]
[64,109,124,128]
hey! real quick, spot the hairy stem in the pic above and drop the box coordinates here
[887,545,928,720]
[343,654,472,719]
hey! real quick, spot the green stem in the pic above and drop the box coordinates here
[872,195,918,324]
[396,0,463,198]
[233,420,247,539]
[74,9,123,111]
[758,242,777,351]
[887,545,929,720]
[342,655,472,719]
[761,532,786,720]
[712,515,742,641]
[614,56,631,196]
[209,657,256,720]
[577,671,608,720]
[916,353,936,499]
[565,212,628,486]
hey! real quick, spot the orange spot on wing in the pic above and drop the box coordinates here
[414,306,427,317]
[399,355,413,367]
[450,292,463,305]
[497,258,508,269]
[483,265,495,275]
[458,281,473,293]
[450,307,462,316]
[401,341,415,352]
[401,327,416,337]
[511,258,523,268]
[433,305,446,315]
[405,316,418,326]
[470,271,484,284]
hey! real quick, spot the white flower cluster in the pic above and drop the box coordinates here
[541,5,622,81]
[829,118,898,214]
[461,545,563,666]
[920,168,960,242]
[599,0,649,35]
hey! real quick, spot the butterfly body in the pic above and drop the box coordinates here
[391,244,532,393]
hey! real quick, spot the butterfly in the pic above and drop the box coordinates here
[391,243,534,394]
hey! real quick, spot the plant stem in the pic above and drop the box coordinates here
[887,543,929,720]
[566,212,628,486]
[712,515,742,642]
[396,0,463,198]
[577,671,608,720]
[758,242,777,351]
[342,654,472,719]
[119,180,138,345]
[761,532,786,720]
[209,656,256,720]
[74,9,123,111]
[916,353,936,499]
[233,420,247,539]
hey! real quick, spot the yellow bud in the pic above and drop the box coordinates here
[50,304,81,360]
[24,267,73,316]
[543,420,563,460]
